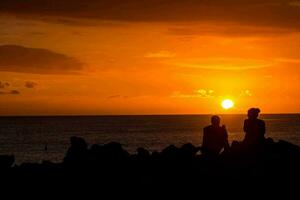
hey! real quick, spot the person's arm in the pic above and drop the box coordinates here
[222,125,230,152]
[202,128,207,149]
[224,139,230,152]
[261,120,266,136]
[243,120,247,133]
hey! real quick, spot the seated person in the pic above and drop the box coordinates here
[243,108,266,148]
[202,115,230,157]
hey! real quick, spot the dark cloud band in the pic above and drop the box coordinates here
[0,45,83,74]
[1,0,300,29]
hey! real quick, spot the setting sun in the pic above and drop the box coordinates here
[222,99,234,110]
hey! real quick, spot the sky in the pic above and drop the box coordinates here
[0,0,300,115]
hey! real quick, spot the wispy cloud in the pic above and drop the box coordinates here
[172,89,254,99]
[171,89,215,98]
[275,58,300,64]
[240,90,253,97]
[167,57,274,71]
[167,25,293,37]
[107,95,129,99]
[145,51,176,58]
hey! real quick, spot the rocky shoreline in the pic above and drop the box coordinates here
[0,136,300,193]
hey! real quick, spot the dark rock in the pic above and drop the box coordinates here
[137,147,150,159]
[0,155,14,169]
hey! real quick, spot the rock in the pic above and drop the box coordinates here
[0,155,14,168]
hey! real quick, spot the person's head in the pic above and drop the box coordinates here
[247,108,260,119]
[211,115,221,127]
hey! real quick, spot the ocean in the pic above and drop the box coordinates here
[0,114,299,164]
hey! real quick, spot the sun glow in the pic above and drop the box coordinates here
[222,99,234,110]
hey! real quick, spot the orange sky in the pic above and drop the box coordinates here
[0,1,300,115]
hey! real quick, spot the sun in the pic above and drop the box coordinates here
[222,99,234,110]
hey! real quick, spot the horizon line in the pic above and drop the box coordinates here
[0,112,300,117]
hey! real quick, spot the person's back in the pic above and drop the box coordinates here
[243,108,266,147]
[202,116,229,157]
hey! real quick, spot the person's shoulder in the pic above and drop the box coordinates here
[204,125,212,131]
[257,119,265,124]
[220,125,227,131]
[220,126,227,136]
[204,125,212,129]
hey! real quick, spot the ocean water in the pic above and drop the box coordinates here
[0,114,299,164]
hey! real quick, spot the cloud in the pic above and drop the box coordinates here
[171,89,215,98]
[145,51,176,58]
[0,81,10,89]
[107,95,129,99]
[168,58,274,71]
[0,81,21,95]
[1,0,300,30]
[107,95,121,99]
[275,58,300,63]
[25,81,38,88]
[0,90,20,95]
[0,45,83,74]
[167,57,300,73]
[196,89,215,98]
[240,90,253,97]
[167,25,294,37]
[0,80,38,95]
[10,90,20,95]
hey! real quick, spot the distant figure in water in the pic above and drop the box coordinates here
[202,115,230,157]
[243,108,266,148]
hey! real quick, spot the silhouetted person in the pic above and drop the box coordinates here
[64,137,88,166]
[243,108,266,149]
[202,115,230,157]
